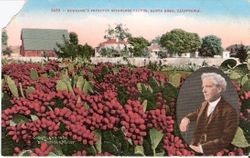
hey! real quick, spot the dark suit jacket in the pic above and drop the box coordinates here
[186,98,238,155]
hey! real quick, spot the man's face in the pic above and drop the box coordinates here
[202,77,222,102]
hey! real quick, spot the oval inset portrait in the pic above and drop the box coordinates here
[176,67,239,155]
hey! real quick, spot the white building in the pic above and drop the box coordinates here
[148,43,168,58]
[222,51,230,59]
[95,39,132,57]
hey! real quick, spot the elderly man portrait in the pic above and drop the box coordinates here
[179,72,238,155]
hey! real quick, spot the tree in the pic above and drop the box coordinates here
[199,35,223,57]
[2,30,8,46]
[2,47,13,56]
[2,30,13,56]
[128,36,150,57]
[78,43,94,59]
[55,32,93,60]
[236,46,248,63]
[159,29,201,56]
[104,23,131,41]
[69,32,79,45]
[226,44,248,63]
[55,33,78,59]
[102,24,132,57]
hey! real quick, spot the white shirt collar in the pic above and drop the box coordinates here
[208,97,221,106]
[207,97,221,116]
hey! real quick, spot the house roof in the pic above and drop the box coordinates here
[21,28,69,51]
[148,43,168,53]
[99,39,128,47]
[148,43,161,51]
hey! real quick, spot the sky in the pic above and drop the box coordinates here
[4,0,250,48]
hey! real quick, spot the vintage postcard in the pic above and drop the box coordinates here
[1,0,250,156]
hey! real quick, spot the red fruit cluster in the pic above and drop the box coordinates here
[216,148,244,156]
[3,92,54,123]
[6,118,60,145]
[72,150,87,156]
[2,95,55,129]
[155,92,167,109]
[3,88,97,146]
[39,118,61,136]
[13,147,21,156]
[29,142,53,156]
[2,95,58,145]
[2,104,27,128]
[48,92,96,146]
[3,63,42,80]
[115,68,149,97]
[33,76,59,93]
[91,63,168,100]
[240,91,250,100]
[102,73,117,84]
[63,123,96,145]
[55,90,88,117]
[84,90,124,131]
[50,107,96,146]
[125,86,139,98]
[163,133,193,156]
[146,108,174,133]
[232,83,250,123]
[121,100,147,145]
[2,61,59,97]
[231,80,250,122]
[27,90,56,109]
[94,81,117,93]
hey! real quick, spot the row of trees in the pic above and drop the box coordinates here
[97,24,248,63]
[99,24,224,58]
[1,24,248,63]
[159,29,227,58]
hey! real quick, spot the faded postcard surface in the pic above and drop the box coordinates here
[1,0,250,156]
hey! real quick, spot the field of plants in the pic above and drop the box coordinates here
[1,59,250,156]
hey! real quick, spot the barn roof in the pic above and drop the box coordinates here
[21,28,69,51]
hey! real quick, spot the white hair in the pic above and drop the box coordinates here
[201,72,227,92]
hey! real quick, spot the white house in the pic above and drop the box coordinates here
[148,43,168,58]
[95,39,132,57]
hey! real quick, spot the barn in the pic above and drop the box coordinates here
[20,28,69,57]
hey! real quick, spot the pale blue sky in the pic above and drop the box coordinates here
[20,0,250,19]
[6,0,250,47]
